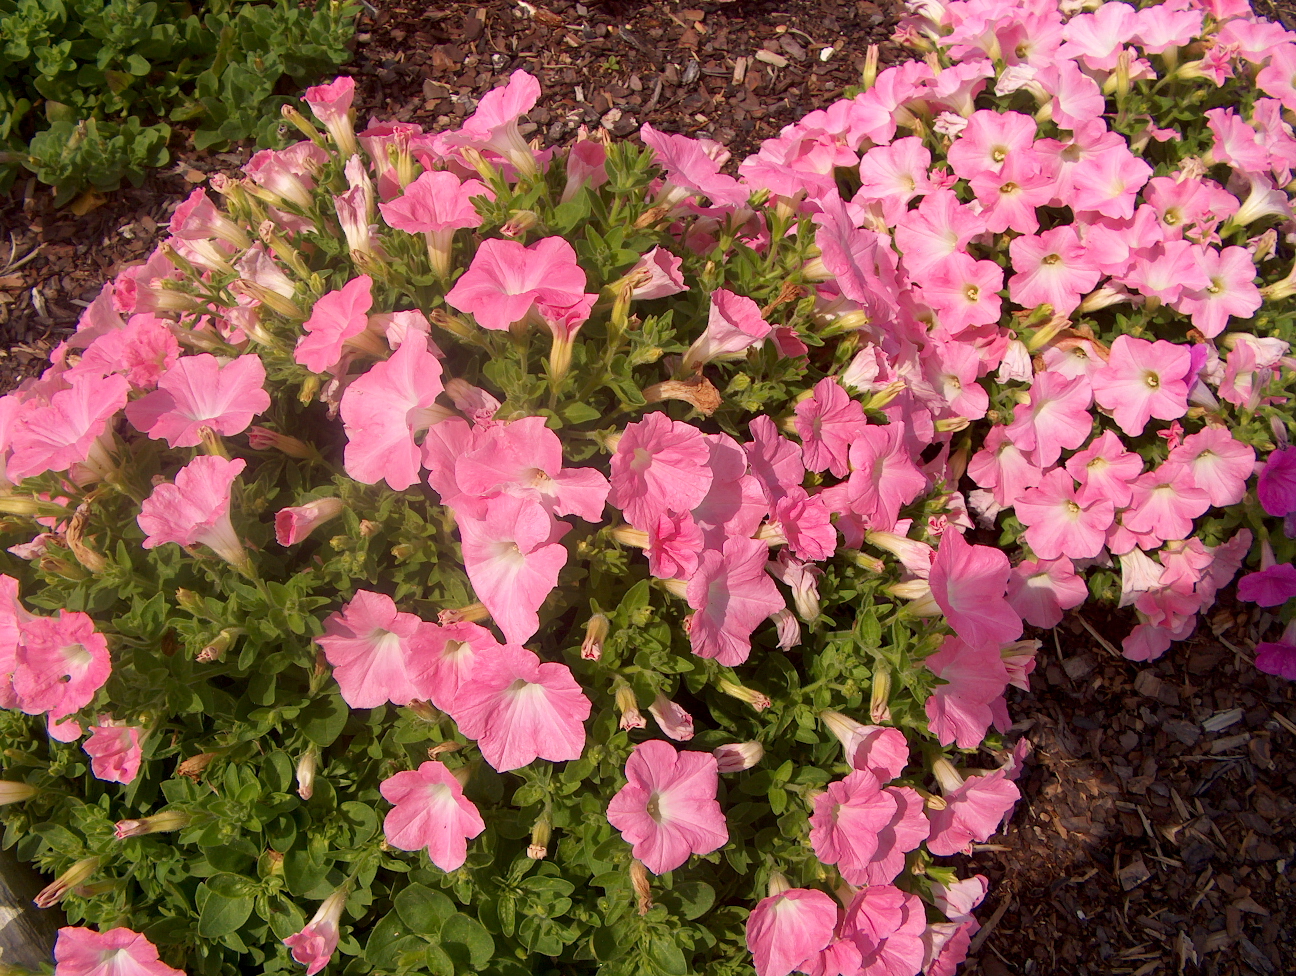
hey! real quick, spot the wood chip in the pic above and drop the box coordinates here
[1118,855,1152,890]
[754,49,789,68]
[1202,707,1243,732]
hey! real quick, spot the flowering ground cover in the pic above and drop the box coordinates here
[0,1,1295,975]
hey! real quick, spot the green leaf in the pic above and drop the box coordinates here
[438,913,494,969]
[196,875,254,938]
[299,694,348,746]
[394,883,455,935]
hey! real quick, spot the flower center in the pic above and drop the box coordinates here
[992,147,1007,163]
[646,792,663,822]
[999,181,1020,194]
[630,447,653,472]
[1207,277,1224,295]
[1066,500,1081,515]
[964,284,980,302]
[1143,371,1161,390]
[1041,253,1061,266]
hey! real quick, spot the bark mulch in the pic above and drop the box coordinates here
[0,2,1293,974]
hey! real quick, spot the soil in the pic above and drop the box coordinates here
[0,2,1293,975]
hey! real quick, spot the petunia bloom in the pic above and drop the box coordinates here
[608,412,713,528]
[125,354,270,448]
[380,761,486,871]
[54,926,185,976]
[83,721,143,784]
[681,289,771,372]
[137,455,250,573]
[746,888,839,976]
[808,769,929,887]
[929,530,1021,650]
[315,590,428,709]
[444,237,589,332]
[283,886,348,976]
[926,765,1021,856]
[606,739,728,875]
[295,276,377,374]
[686,536,785,666]
[1091,335,1192,436]
[13,611,111,725]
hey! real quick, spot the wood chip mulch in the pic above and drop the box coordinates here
[0,3,1292,975]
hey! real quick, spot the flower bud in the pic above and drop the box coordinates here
[527,812,552,859]
[717,679,771,711]
[610,526,649,548]
[0,780,40,805]
[176,752,217,780]
[33,856,101,908]
[438,602,490,625]
[869,668,892,724]
[114,810,192,839]
[197,627,241,663]
[614,678,646,731]
[931,758,965,794]
[0,496,69,518]
[766,871,791,898]
[500,210,539,237]
[647,693,695,741]
[407,700,442,723]
[174,589,205,615]
[581,614,609,661]
[428,741,462,759]
[296,746,318,801]
[247,427,319,459]
[713,741,763,773]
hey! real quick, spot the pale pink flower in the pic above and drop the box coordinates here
[609,412,713,528]
[681,289,771,372]
[315,590,429,709]
[809,769,929,887]
[1058,2,1140,71]
[746,888,839,976]
[445,237,589,332]
[303,75,357,156]
[442,70,542,178]
[457,495,569,645]
[648,693,695,741]
[625,247,687,300]
[923,339,987,421]
[822,424,927,530]
[811,199,901,313]
[13,611,110,724]
[276,497,346,546]
[821,710,909,783]
[685,536,785,666]
[561,133,609,203]
[125,354,269,448]
[921,253,1003,335]
[1070,146,1153,220]
[968,152,1054,235]
[945,110,1037,180]
[1067,429,1144,508]
[929,530,1021,650]
[1091,335,1192,436]
[926,768,1020,856]
[1172,246,1262,339]
[713,741,763,773]
[295,276,376,374]
[283,886,348,976]
[407,620,500,710]
[83,721,142,784]
[967,426,1044,509]
[894,188,988,278]
[794,377,866,478]
[340,334,450,491]
[606,739,728,875]
[377,171,490,276]
[244,143,323,209]
[1121,240,1212,305]
[768,488,837,562]
[1007,557,1089,628]
[72,313,180,390]
[1133,2,1202,53]
[924,636,1011,749]
[1015,469,1114,561]
[381,761,486,871]
[839,885,927,976]
[168,187,250,249]
[54,926,184,976]
[855,138,935,225]
[1124,463,1211,542]
[639,123,749,208]
[1007,225,1101,316]
[137,455,249,570]
[1168,427,1255,507]
[7,372,129,483]
[451,642,589,771]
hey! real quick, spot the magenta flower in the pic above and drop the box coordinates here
[1255,620,1296,680]
[457,495,569,646]
[381,761,486,871]
[83,721,143,784]
[442,69,542,178]
[276,497,345,547]
[295,275,376,374]
[407,621,500,711]
[7,372,129,483]
[137,456,249,571]
[1091,334,1192,436]
[315,590,428,709]
[606,739,728,875]
[54,926,184,976]
[795,377,866,478]
[746,888,839,976]
[809,769,929,887]
[1258,447,1296,517]
[681,289,771,372]
[340,334,450,491]
[1238,552,1296,606]
[926,768,1021,856]
[686,536,785,666]
[450,642,590,772]
[283,887,348,976]
[13,612,110,724]
[445,237,589,332]
[929,529,1021,650]
[1015,469,1113,561]
[125,354,270,448]
[609,412,713,529]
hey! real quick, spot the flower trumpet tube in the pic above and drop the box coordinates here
[284,884,350,976]
[114,810,193,839]
[0,780,40,805]
[34,856,101,908]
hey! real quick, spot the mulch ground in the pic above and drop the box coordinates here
[1,2,1293,974]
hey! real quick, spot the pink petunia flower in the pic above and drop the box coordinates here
[7,372,129,483]
[648,693,696,741]
[303,75,357,156]
[1168,427,1255,507]
[745,414,804,505]
[1007,557,1089,628]
[72,313,180,390]
[125,354,270,448]
[643,510,704,580]
[1066,429,1144,508]
[137,455,249,571]
[407,620,500,711]
[822,710,910,782]
[445,237,589,332]
[967,426,1044,509]
[794,378,867,478]
[921,253,1004,336]
[450,642,590,772]
[457,495,570,646]
[608,412,713,528]
[968,151,1054,235]
[946,110,1037,180]
[1237,541,1296,605]
[1003,371,1093,468]
[929,530,1021,650]
[822,424,927,530]
[1070,145,1152,220]
[1090,335,1192,436]
[1173,246,1262,339]
[682,289,771,372]
[894,188,988,278]
[1123,462,1211,542]
[1007,225,1101,316]
[746,888,839,976]
[13,611,111,724]
[839,885,927,976]
[639,123,749,208]
[924,636,1012,750]
[380,761,486,871]
[276,497,345,547]
[605,739,728,875]
[926,767,1021,856]
[377,170,490,277]
[625,246,687,300]
[1259,447,1296,517]
[295,276,376,374]
[809,769,930,886]
[340,334,450,491]
[685,536,785,666]
[54,926,184,976]
[442,69,542,178]
[283,886,348,976]
[83,721,143,784]
[1014,469,1114,561]
[1254,619,1296,679]
[315,590,428,709]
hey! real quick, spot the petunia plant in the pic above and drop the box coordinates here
[3,2,1296,975]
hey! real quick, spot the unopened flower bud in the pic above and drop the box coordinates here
[114,810,192,839]
[247,427,319,459]
[34,856,101,908]
[438,602,490,625]
[770,608,800,649]
[582,614,609,661]
[717,679,771,711]
[174,589,204,615]
[648,693,695,741]
[0,780,40,805]
[614,678,646,730]
[870,669,892,724]
[500,210,539,237]
[766,871,791,898]
[359,520,379,537]
[0,496,68,518]
[713,741,763,773]
[296,746,318,800]
[527,812,552,859]
[428,741,462,759]
[450,763,474,789]
[610,526,649,549]
[931,757,965,794]
[197,627,241,663]
[864,379,907,411]
[630,859,653,916]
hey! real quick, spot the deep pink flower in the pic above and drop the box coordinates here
[929,530,1021,650]
[1258,447,1296,517]
[1255,620,1296,679]
[1007,557,1089,628]
[295,276,376,374]
[450,643,589,771]
[381,761,486,871]
[794,377,867,478]
[283,887,348,976]
[1091,335,1192,436]
[1004,371,1093,467]
[685,536,785,666]
[445,237,589,332]
[927,768,1021,856]
[276,497,345,546]
[7,372,129,483]
[407,621,500,711]
[746,888,839,976]
[84,721,142,784]
[1015,469,1114,561]
[457,495,569,646]
[126,354,269,448]
[609,412,713,528]
[1238,563,1296,607]
[169,188,249,249]
[315,590,428,709]
[137,455,248,570]
[605,739,728,875]
[13,611,110,724]
[839,885,927,976]
[340,334,449,491]
[54,926,184,976]
[682,289,771,372]
[809,769,929,886]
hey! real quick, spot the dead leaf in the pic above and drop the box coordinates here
[67,189,106,216]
